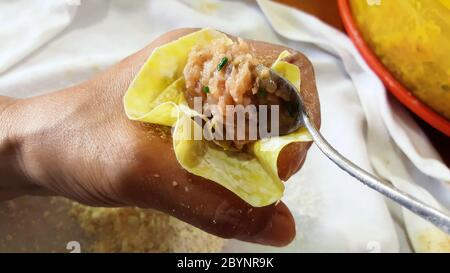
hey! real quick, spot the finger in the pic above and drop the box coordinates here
[117,124,296,247]
[278,142,311,181]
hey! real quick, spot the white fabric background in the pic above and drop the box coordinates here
[0,0,449,252]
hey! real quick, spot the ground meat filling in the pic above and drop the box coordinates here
[183,38,283,150]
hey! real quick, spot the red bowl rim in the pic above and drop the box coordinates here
[337,0,450,137]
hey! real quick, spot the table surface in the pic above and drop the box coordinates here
[278,0,450,167]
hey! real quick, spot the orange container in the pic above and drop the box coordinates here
[337,0,450,136]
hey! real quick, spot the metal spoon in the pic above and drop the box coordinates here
[269,69,450,235]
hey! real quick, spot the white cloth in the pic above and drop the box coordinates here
[256,0,450,252]
[0,0,448,252]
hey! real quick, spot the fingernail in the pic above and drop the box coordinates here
[241,203,296,247]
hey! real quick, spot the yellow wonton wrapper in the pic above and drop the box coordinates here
[124,28,312,207]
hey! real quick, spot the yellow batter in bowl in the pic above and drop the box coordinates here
[351,0,450,119]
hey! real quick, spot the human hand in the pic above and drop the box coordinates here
[0,28,320,247]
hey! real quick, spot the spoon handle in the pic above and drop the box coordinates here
[303,115,450,235]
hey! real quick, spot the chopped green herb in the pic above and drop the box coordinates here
[258,88,267,97]
[202,86,210,94]
[217,57,228,71]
